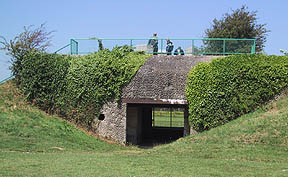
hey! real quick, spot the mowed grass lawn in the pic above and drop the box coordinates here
[1,81,288,177]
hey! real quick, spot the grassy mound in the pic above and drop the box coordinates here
[178,90,288,147]
[1,80,288,176]
[0,81,124,152]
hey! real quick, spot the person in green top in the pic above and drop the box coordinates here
[148,32,158,55]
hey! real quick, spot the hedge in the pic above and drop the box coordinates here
[65,47,148,124]
[21,52,72,111]
[20,46,149,126]
[186,54,288,131]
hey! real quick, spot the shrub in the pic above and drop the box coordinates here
[20,46,149,126]
[65,47,147,125]
[186,54,288,131]
[20,52,72,112]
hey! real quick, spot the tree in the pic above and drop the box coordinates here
[204,5,269,53]
[0,24,53,84]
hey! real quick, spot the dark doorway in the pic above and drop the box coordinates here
[126,104,189,146]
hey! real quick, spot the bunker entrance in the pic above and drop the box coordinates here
[126,104,190,146]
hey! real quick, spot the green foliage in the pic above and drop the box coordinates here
[186,54,288,131]
[205,6,269,53]
[65,46,147,124]
[20,52,72,112]
[19,46,149,126]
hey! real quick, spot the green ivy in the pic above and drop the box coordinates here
[65,47,148,125]
[21,52,72,112]
[20,46,149,126]
[186,54,288,131]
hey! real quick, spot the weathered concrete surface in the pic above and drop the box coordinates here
[122,55,217,100]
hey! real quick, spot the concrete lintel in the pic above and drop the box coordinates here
[122,98,187,105]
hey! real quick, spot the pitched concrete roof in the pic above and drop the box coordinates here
[122,55,218,104]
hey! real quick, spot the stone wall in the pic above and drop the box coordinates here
[92,101,127,144]
[93,55,220,144]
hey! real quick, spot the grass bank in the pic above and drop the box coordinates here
[1,81,288,176]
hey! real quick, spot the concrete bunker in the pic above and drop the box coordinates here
[93,55,217,145]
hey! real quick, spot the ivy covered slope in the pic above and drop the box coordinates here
[65,47,149,124]
[20,46,149,126]
[186,54,288,131]
[20,52,72,112]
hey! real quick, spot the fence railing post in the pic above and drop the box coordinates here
[70,39,73,55]
[70,39,79,55]
[192,39,194,55]
[223,39,226,55]
[252,39,256,54]
[76,40,78,55]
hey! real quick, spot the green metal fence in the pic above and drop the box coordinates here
[55,38,256,55]
[0,75,14,85]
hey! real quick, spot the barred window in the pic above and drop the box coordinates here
[152,107,184,127]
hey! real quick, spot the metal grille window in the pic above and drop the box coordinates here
[152,107,184,127]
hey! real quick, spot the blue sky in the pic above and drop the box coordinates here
[1,0,287,80]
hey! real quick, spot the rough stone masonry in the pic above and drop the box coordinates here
[92,55,219,144]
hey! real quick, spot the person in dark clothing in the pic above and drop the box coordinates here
[166,38,174,55]
[148,32,158,55]
[174,46,185,55]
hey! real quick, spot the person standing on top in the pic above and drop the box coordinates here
[166,38,174,55]
[148,32,158,55]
